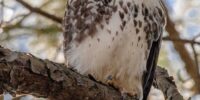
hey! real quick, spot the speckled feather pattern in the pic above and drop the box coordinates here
[63,0,166,99]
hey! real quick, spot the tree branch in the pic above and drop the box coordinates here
[154,67,184,100]
[0,46,134,100]
[0,46,183,100]
[15,0,62,24]
[166,15,200,93]
[162,36,200,45]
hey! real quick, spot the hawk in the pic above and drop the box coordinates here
[63,0,166,99]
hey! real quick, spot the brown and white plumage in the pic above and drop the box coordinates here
[63,0,166,99]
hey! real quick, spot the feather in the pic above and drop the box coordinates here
[63,0,166,99]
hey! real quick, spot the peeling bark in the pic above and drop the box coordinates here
[0,46,183,100]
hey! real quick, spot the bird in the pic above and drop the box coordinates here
[63,0,166,99]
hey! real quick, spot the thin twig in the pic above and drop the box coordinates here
[4,13,31,25]
[15,0,62,24]
[162,36,200,45]
[191,44,199,72]
[193,33,200,40]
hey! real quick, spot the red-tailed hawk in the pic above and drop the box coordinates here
[63,0,166,99]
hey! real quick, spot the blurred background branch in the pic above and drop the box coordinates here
[165,14,200,93]
[15,0,62,24]
[163,36,200,45]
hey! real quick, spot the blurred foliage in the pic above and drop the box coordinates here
[0,0,65,62]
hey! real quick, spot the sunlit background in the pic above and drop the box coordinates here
[1,0,200,100]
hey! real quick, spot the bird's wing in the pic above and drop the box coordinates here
[142,1,166,99]
[142,35,162,100]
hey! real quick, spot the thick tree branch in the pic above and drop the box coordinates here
[0,46,183,100]
[0,47,183,100]
[0,46,134,100]
[15,0,62,24]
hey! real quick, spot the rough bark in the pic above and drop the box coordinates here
[0,46,183,100]
[0,46,136,100]
[154,67,184,100]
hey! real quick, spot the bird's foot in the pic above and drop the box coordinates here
[106,76,120,90]
[120,88,141,100]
